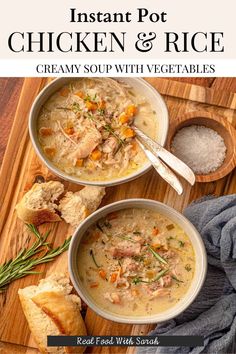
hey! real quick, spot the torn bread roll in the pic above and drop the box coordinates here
[18,273,87,354]
[15,181,64,225]
[58,186,106,228]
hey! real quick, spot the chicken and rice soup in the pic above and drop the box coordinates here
[78,208,195,316]
[37,78,158,181]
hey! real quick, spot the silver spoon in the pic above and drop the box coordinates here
[136,139,183,195]
[133,126,195,186]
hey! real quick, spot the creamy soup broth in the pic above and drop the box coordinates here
[37,78,158,181]
[77,208,195,317]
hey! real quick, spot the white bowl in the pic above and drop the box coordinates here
[29,77,169,187]
[68,199,207,324]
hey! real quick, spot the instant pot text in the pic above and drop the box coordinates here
[7,8,224,54]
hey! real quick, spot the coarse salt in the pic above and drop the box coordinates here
[171,125,226,174]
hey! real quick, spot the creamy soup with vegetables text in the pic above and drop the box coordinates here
[37,78,158,181]
[78,208,195,317]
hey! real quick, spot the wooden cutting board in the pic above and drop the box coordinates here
[0,78,236,354]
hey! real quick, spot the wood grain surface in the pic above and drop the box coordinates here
[0,77,236,354]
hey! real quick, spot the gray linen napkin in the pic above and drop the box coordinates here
[137,194,236,354]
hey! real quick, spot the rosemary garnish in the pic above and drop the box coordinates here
[104,220,112,229]
[147,245,168,265]
[171,275,184,283]
[0,224,71,293]
[56,102,81,114]
[132,269,169,285]
[103,124,125,146]
[114,235,168,265]
[178,240,185,248]
[86,112,96,122]
[89,249,100,268]
[96,222,103,232]
[56,106,72,111]
[71,102,81,113]
[185,264,192,272]
[84,93,98,102]
[98,108,105,115]
[115,234,136,243]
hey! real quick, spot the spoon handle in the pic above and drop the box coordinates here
[133,126,195,186]
[136,140,183,195]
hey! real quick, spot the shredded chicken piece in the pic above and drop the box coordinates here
[149,288,170,299]
[162,275,172,287]
[70,127,102,159]
[104,292,121,304]
[122,258,139,274]
[102,137,118,154]
[110,241,141,258]
[57,120,78,146]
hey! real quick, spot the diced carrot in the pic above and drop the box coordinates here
[86,101,98,111]
[131,289,139,297]
[90,149,102,161]
[152,243,161,249]
[76,159,84,167]
[64,127,74,135]
[39,127,53,137]
[146,270,155,279]
[59,87,70,97]
[119,112,129,124]
[152,227,159,236]
[44,147,56,158]
[98,100,106,110]
[99,269,106,280]
[144,258,151,266]
[90,282,99,288]
[126,104,137,117]
[131,140,138,152]
[123,127,135,138]
[75,91,84,99]
[110,273,118,283]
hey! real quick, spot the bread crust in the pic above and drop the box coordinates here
[18,274,87,354]
[18,291,57,354]
[33,291,87,354]
[15,181,64,225]
[16,206,61,225]
[59,186,105,227]
[32,291,87,336]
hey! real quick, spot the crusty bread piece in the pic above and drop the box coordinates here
[15,181,64,225]
[18,273,87,354]
[58,186,105,228]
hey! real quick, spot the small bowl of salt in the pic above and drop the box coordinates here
[167,112,236,182]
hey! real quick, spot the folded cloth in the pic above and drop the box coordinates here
[137,194,236,354]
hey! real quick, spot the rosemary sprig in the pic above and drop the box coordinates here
[114,235,168,265]
[89,249,100,268]
[115,234,136,243]
[147,245,168,265]
[71,102,81,113]
[56,106,72,111]
[103,124,125,146]
[171,275,184,283]
[132,269,169,285]
[0,224,71,293]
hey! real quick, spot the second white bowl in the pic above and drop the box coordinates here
[69,199,207,324]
